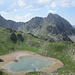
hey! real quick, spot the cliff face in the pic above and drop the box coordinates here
[18,13,75,42]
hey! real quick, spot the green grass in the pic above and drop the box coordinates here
[0,27,75,75]
[0,27,45,55]
[25,71,47,75]
[37,41,75,75]
[0,71,8,75]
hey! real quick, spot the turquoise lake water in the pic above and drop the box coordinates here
[4,56,53,72]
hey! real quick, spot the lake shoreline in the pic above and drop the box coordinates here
[0,51,63,75]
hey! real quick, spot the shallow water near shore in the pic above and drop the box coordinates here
[4,56,53,72]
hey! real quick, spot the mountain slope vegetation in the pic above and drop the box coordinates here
[0,13,75,75]
[0,27,46,55]
[0,27,75,75]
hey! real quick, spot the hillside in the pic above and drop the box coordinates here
[0,27,75,75]
[0,13,75,75]
[18,13,75,42]
[0,27,46,55]
[0,15,24,30]
[0,13,75,42]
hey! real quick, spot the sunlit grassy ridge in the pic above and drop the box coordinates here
[0,27,75,75]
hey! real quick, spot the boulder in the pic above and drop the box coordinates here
[0,59,4,62]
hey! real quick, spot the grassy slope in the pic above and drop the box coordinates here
[24,42,75,75]
[0,27,45,55]
[0,27,75,75]
[25,71,47,75]
[0,71,8,75]
[37,42,75,75]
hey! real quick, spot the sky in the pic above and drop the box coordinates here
[0,0,75,25]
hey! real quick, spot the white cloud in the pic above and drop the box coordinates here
[36,0,75,9]
[57,0,75,7]
[18,0,25,6]
[24,5,40,11]
[9,3,16,8]
[13,9,17,12]
[14,13,31,22]
[15,15,22,19]
[61,3,69,7]
[24,13,31,18]
[0,0,3,4]
[0,11,8,14]
[71,0,75,6]
[0,0,75,16]
[24,5,33,9]
[50,2,57,7]
[49,0,75,8]
[38,0,50,3]
[30,8,40,11]
[15,13,31,21]
[57,0,70,7]
[48,10,56,13]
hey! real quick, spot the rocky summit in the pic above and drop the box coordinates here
[18,13,75,42]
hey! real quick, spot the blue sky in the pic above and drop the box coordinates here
[0,0,75,25]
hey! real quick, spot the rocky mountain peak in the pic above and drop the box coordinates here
[29,17,43,24]
[0,13,75,42]
[47,13,54,17]
[46,13,57,24]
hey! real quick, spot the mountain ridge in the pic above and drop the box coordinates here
[0,15,24,30]
[0,13,75,42]
[0,14,75,75]
[18,13,75,42]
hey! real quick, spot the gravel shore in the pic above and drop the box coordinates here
[0,51,63,75]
